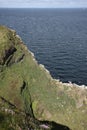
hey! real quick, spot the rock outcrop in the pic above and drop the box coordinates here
[0,26,87,130]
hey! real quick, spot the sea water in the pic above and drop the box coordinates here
[0,8,87,85]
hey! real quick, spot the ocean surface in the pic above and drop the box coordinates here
[0,8,87,85]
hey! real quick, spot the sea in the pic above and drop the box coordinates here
[0,8,87,85]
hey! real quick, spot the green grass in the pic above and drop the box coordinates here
[0,26,87,130]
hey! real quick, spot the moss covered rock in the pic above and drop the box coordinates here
[0,26,87,130]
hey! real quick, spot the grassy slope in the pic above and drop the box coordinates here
[0,26,87,130]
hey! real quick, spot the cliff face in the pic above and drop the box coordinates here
[0,26,87,130]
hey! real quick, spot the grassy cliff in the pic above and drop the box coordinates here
[0,25,87,130]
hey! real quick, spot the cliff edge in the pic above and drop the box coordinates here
[0,26,87,130]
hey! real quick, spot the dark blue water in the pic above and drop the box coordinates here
[0,8,87,85]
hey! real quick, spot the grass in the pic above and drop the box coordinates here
[0,26,87,130]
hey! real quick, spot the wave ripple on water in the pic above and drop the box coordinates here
[0,8,87,85]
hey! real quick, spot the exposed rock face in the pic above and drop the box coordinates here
[0,26,87,130]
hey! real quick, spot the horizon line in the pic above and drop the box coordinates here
[0,7,87,9]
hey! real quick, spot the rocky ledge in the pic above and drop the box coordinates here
[0,26,87,130]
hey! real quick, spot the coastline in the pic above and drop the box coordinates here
[19,31,87,90]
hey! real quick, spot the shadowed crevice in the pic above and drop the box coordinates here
[39,120,71,130]
[4,46,17,64]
